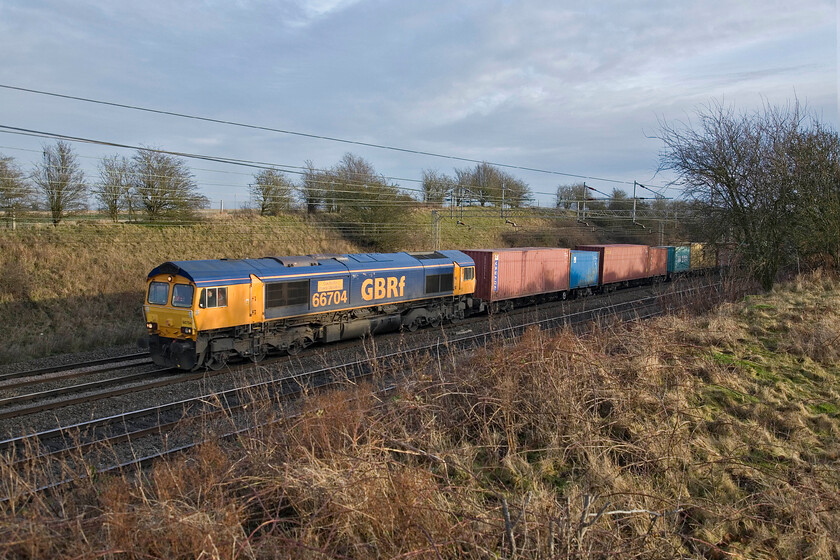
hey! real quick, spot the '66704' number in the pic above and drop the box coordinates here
[312,290,348,308]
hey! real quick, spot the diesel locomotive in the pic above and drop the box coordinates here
[144,251,476,369]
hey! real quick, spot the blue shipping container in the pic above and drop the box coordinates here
[570,250,599,289]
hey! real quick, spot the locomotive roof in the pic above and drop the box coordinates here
[147,250,475,286]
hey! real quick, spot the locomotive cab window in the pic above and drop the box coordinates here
[148,282,169,305]
[463,267,475,281]
[425,272,454,294]
[171,284,194,308]
[200,287,228,309]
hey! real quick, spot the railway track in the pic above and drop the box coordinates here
[0,280,723,501]
[0,352,152,385]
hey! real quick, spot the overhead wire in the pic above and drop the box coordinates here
[0,83,667,188]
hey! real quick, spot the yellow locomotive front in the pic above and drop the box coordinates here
[144,272,200,369]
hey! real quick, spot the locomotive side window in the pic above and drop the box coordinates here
[199,287,228,309]
[463,267,475,281]
[425,272,454,294]
[265,280,309,308]
[172,284,194,308]
[148,282,169,305]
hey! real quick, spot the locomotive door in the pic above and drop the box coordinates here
[452,263,461,294]
[249,274,264,320]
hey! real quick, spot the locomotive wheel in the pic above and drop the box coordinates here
[251,347,267,363]
[206,353,227,371]
[406,319,421,332]
[429,315,441,328]
[286,340,303,356]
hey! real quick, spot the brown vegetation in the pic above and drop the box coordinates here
[1,273,838,558]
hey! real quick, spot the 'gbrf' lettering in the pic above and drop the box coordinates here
[361,276,405,301]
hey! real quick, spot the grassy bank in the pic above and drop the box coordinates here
[1,273,838,558]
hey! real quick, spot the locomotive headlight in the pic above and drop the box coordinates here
[146,322,157,330]
[181,327,193,335]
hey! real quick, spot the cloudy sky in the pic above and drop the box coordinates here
[0,0,836,207]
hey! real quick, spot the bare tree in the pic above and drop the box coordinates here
[421,169,454,204]
[250,168,294,216]
[555,183,586,210]
[788,122,840,267]
[131,148,208,222]
[96,154,133,222]
[300,160,323,214]
[320,153,413,250]
[0,154,34,226]
[454,163,531,207]
[33,141,87,226]
[659,101,808,289]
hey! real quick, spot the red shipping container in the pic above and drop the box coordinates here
[463,248,570,302]
[575,244,649,285]
[648,246,668,277]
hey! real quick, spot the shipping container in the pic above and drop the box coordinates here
[690,243,717,270]
[674,246,691,273]
[570,250,599,289]
[648,246,668,278]
[463,248,570,302]
[655,246,676,274]
[576,244,649,285]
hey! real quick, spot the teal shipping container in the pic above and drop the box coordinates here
[674,246,691,272]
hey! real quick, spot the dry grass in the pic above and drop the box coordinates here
[1,275,838,557]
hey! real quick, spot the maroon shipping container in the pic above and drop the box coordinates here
[648,246,668,277]
[463,248,570,302]
[575,244,649,285]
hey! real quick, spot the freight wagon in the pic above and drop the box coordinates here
[462,248,571,312]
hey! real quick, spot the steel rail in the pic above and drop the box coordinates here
[0,369,193,421]
[0,353,151,384]
[0,361,160,392]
